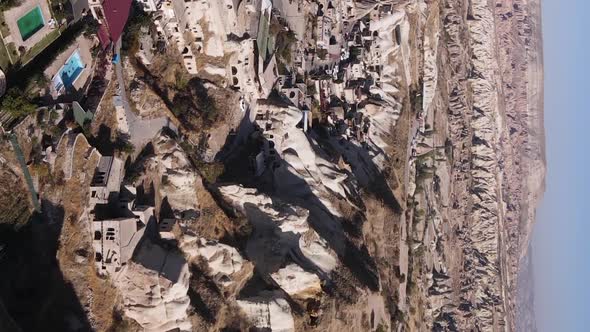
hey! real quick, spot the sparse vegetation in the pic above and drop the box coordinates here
[107,308,142,332]
[0,168,31,228]
[275,28,297,64]
[171,96,192,117]
[414,151,436,193]
[0,39,12,69]
[121,2,151,55]
[175,69,189,90]
[192,82,221,125]
[393,307,405,324]
[414,208,426,221]
[30,162,50,180]
[195,160,225,183]
[410,80,424,114]
[307,82,317,95]
[444,138,453,161]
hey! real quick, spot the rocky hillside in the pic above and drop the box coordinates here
[403,0,545,330]
[0,0,544,331]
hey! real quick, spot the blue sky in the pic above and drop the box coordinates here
[533,0,590,331]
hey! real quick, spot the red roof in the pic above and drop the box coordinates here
[100,0,133,47]
[98,25,110,49]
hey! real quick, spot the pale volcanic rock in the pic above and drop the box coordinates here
[203,64,227,78]
[196,239,244,278]
[147,132,199,217]
[298,229,338,274]
[219,185,338,274]
[219,185,311,234]
[62,0,545,330]
[237,291,295,332]
[181,236,248,287]
[116,241,192,332]
[271,264,322,300]
[421,5,440,120]
[254,103,356,216]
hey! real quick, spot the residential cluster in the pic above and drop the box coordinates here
[0,0,407,283]
[88,154,181,276]
[234,1,404,177]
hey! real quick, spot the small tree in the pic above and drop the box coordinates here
[83,17,100,38]
[175,70,189,90]
[114,132,135,154]
[195,160,224,183]
[52,0,72,23]
[316,48,328,60]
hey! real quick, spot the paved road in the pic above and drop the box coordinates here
[114,39,169,152]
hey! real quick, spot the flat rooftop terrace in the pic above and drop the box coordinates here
[91,156,114,187]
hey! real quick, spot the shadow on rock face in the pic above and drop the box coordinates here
[211,104,386,291]
[187,262,223,323]
[267,161,381,292]
[0,200,92,331]
[240,202,331,281]
[318,132,402,214]
[222,153,381,292]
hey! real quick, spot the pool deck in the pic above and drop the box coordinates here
[44,35,93,96]
[3,0,54,50]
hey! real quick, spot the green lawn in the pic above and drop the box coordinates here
[0,11,13,70]
[0,39,18,71]
[21,26,64,65]
[0,39,11,70]
[6,42,17,58]
[0,13,10,38]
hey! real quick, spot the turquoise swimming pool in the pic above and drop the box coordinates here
[52,49,85,93]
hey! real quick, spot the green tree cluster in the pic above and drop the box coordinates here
[1,88,36,117]
[114,132,135,154]
[0,0,21,11]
